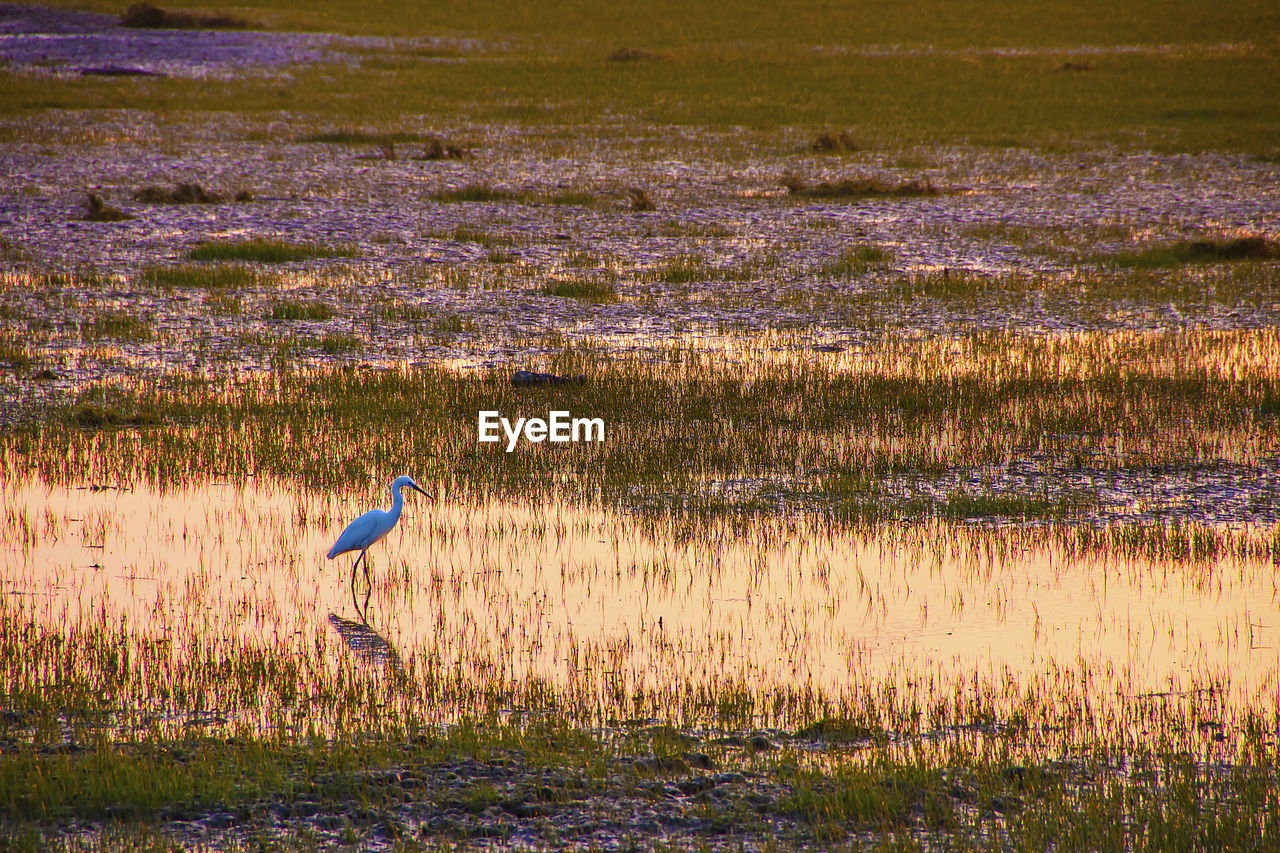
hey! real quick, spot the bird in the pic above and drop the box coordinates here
[328,475,428,618]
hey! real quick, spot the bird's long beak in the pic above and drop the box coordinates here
[410,482,429,497]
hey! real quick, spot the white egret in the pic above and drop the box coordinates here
[328,475,428,616]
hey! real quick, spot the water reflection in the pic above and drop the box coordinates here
[2,476,1277,726]
[328,613,404,674]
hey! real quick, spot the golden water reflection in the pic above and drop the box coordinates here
[3,477,1278,722]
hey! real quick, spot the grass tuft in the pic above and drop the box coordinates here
[430,184,523,203]
[188,239,356,263]
[139,263,276,289]
[269,299,335,321]
[121,3,250,30]
[1107,236,1279,268]
[809,129,859,153]
[132,183,245,204]
[819,245,892,277]
[783,174,939,198]
[539,279,619,301]
[79,311,152,342]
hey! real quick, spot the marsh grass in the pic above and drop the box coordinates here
[1,590,1275,849]
[375,299,436,324]
[0,235,32,263]
[430,185,595,206]
[819,245,892,277]
[189,238,357,263]
[204,293,241,316]
[656,255,709,284]
[548,190,598,206]
[1106,236,1280,268]
[319,332,362,353]
[139,263,277,289]
[79,310,152,342]
[430,184,526,204]
[270,299,335,321]
[0,338,32,372]
[300,129,446,146]
[10,330,1279,520]
[540,278,619,301]
[783,174,939,198]
[809,129,859,154]
[4,20,1278,155]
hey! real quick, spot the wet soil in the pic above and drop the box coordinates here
[28,734,1039,851]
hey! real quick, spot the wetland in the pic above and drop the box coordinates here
[2,0,1280,849]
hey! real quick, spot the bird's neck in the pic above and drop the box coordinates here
[388,484,405,520]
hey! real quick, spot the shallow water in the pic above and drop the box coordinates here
[4,476,1277,730]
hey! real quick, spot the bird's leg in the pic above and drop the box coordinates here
[361,582,372,624]
[350,550,366,615]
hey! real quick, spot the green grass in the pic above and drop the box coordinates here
[1105,236,1279,269]
[0,338,32,372]
[39,0,1278,49]
[270,299,335,321]
[4,3,1276,154]
[548,190,598,206]
[188,239,356,263]
[783,174,939,198]
[205,293,242,316]
[539,278,619,301]
[449,227,511,248]
[138,263,277,289]
[0,235,33,263]
[7,330,1278,521]
[298,129,442,145]
[79,311,152,343]
[319,332,362,353]
[818,245,892,277]
[656,256,710,284]
[430,184,525,203]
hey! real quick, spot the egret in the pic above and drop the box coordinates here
[328,475,428,617]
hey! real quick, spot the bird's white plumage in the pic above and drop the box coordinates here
[327,475,427,558]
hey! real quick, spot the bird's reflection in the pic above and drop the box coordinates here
[327,613,404,674]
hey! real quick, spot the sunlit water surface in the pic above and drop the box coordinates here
[4,477,1278,729]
